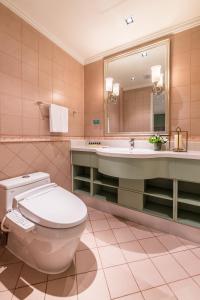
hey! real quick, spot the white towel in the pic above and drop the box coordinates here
[49,104,68,133]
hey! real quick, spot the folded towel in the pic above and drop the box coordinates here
[49,104,68,133]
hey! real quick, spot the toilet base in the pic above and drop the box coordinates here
[7,221,86,274]
[6,246,72,274]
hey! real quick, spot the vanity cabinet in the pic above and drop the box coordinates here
[71,151,200,229]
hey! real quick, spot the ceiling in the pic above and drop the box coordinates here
[2,0,200,64]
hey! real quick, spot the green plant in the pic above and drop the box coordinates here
[148,134,168,144]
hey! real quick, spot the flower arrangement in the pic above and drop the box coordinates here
[148,134,168,151]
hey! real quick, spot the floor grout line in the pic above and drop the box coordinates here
[1,206,200,299]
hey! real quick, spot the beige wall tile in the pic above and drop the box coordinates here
[22,21,39,51]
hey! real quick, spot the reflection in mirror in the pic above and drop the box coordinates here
[104,40,169,135]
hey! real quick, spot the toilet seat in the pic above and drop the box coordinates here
[15,184,87,229]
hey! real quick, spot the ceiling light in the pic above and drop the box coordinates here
[125,16,134,25]
[141,52,147,57]
[131,77,135,81]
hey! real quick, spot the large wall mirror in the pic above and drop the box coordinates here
[104,39,170,135]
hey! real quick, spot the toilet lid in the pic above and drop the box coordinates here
[17,185,88,229]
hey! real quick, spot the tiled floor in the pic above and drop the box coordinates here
[0,206,200,300]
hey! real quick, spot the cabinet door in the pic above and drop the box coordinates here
[119,178,144,192]
[72,152,98,167]
[118,189,143,210]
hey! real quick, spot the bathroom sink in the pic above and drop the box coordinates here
[98,147,152,154]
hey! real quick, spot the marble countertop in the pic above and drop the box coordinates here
[71,146,200,160]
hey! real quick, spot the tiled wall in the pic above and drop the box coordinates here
[84,26,200,139]
[171,26,200,139]
[0,3,84,138]
[0,141,71,189]
[123,87,152,132]
[84,60,104,137]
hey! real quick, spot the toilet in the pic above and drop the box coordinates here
[0,172,87,274]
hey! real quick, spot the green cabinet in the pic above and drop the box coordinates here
[71,151,200,229]
[118,189,143,210]
[119,178,144,192]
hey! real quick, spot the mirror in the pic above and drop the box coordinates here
[104,39,170,135]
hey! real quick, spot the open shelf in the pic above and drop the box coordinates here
[73,165,91,182]
[178,192,200,207]
[93,184,118,203]
[143,195,173,219]
[178,202,200,228]
[178,181,200,206]
[144,187,173,200]
[145,178,173,200]
[93,169,119,188]
[73,179,91,195]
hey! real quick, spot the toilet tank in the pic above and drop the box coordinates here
[0,172,50,220]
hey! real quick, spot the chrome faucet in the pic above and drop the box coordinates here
[129,138,135,150]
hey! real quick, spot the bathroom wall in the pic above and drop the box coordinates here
[0,3,84,138]
[84,25,200,139]
[0,3,83,187]
[0,141,72,190]
[123,87,152,132]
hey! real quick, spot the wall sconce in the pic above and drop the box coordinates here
[105,77,120,104]
[151,65,164,95]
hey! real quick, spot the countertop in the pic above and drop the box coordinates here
[71,146,200,160]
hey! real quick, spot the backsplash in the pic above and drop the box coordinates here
[0,141,71,189]
[0,3,84,139]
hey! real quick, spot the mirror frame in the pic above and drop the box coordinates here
[104,39,170,136]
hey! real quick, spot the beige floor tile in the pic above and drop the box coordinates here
[129,225,154,240]
[169,278,200,300]
[98,244,125,268]
[152,254,188,283]
[91,219,110,232]
[17,264,47,288]
[157,235,187,253]
[84,221,93,234]
[129,259,165,291]
[142,285,176,300]
[0,290,13,300]
[94,229,117,247]
[13,282,46,300]
[76,248,102,274]
[115,293,144,300]
[104,264,139,298]
[45,276,77,300]
[107,216,128,229]
[77,270,110,300]
[120,240,148,263]
[77,232,96,251]
[173,250,200,276]
[0,262,23,291]
[89,211,106,221]
[113,227,136,243]
[139,237,168,257]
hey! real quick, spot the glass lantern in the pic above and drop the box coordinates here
[170,127,188,152]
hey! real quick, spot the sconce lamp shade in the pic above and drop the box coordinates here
[151,65,161,83]
[112,83,120,96]
[105,77,113,92]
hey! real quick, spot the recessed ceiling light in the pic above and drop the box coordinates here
[131,77,135,81]
[125,16,134,25]
[141,52,147,57]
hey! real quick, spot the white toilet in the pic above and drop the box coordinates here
[0,172,87,274]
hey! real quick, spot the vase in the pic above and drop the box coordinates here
[154,142,162,151]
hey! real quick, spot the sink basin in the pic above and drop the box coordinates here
[97,147,155,155]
